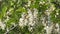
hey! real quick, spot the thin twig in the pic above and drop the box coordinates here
[4,24,18,34]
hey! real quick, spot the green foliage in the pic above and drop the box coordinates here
[0,0,60,34]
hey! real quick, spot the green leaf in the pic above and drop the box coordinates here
[0,5,7,19]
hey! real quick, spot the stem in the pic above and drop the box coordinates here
[4,24,18,34]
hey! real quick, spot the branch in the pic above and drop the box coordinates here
[4,24,18,34]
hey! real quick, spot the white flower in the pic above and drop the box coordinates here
[56,23,59,32]
[6,28,9,32]
[28,27,33,32]
[39,2,42,4]
[0,19,6,30]
[19,18,24,27]
[19,22,24,27]
[24,19,28,25]
[1,24,5,30]
[4,16,9,22]
[7,11,10,14]
[39,1,45,5]
[19,18,24,22]
[21,13,26,18]
[28,22,34,26]
[33,8,38,18]
[28,9,32,16]
[55,15,56,18]
[56,12,59,15]
[28,1,31,7]
[51,5,55,11]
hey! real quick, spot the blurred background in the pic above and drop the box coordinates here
[0,0,60,34]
